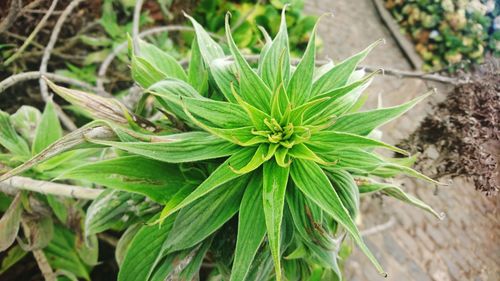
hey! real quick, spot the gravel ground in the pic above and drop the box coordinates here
[304,0,500,280]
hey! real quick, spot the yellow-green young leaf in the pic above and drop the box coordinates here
[9,106,41,146]
[188,38,209,96]
[231,171,266,281]
[330,91,432,136]
[327,169,360,219]
[90,132,238,163]
[230,144,267,174]
[311,39,382,97]
[118,215,176,281]
[308,131,408,155]
[0,193,23,252]
[358,179,442,219]
[163,175,248,253]
[262,160,290,281]
[32,100,62,154]
[44,225,92,280]
[260,8,290,89]
[288,143,329,165]
[290,159,385,276]
[137,38,187,81]
[0,110,30,157]
[225,14,272,113]
[286,15,320,106]
[161,147,256,219]
[60,155,187,203]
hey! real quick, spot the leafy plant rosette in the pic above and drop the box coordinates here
[0,10,443,281]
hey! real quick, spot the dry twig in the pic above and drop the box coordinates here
[4,0,60,65]
[0,176,103,200]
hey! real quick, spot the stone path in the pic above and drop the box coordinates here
[304,0,500,280]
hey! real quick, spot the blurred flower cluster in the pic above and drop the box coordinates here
[385,0,499,71]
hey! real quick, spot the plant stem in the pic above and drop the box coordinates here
[0,176,103,200]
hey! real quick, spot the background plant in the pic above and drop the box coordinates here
[385,0,499,71]
[0,8,442,281]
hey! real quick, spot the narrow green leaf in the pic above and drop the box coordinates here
[290,159,385,276]
[311,40,382,96]
[330,91,432,135]
[137,38,187,81]
[230,171,266,281]
[188,37,209,95]
[262,160,290,281]
[304,70,378,122]
[32,100,63,154]
[287,17,319,105]
[0,110,30,157]
[60,155,186,203]
[261,8,290,89]
[225,14,272,112]
[90,132,238,163]
[160,148,255,219]
[358,179,442,219]
[327,169,360,219]
[308,131,408,155]
[118,215,175,281]
[131,55,167,88]
[0,244,27,274]
[84,189,159,236]
[163,176,247,253]
[288,143,329,165]
[230,144,267,174]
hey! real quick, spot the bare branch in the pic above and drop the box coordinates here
[39,0,85,101]
[361,217,396,236]
[32,249,57,281]
[4,0,60,65]
[0,71,109,95]
[0,176,103,200]
[132,0,145,54]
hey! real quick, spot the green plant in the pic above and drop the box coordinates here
[385,0,499,71]
[1,11,441,281]
[191,0,318,56]
[0,103,100,279]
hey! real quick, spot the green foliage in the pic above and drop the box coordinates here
[0,9,441,281]
[385,0,499,71]
[191,0,318,56]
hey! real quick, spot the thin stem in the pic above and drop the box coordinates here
[0,71,109,95]
[4,0,60,66]
[40,0,85,101]
[0,176,103,200]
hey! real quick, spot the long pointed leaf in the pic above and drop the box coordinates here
[230,171,266,281]
[262,160,290,281]
[290,159,385,276]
